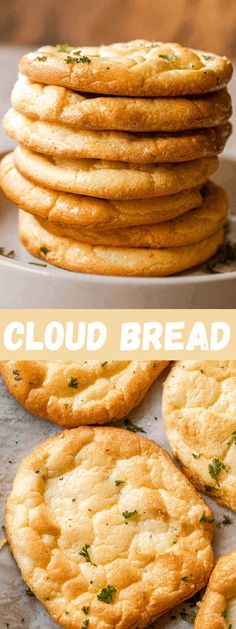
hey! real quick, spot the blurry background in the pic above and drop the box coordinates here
[0,0,236,57]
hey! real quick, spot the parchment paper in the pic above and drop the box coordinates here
[0,368,236,629]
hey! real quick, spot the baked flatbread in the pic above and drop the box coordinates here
[163,361,236,511]
[34,182,228,249]
[14,146,218,199]
[195,550,236,628]
[0,360,167,427]
[5,426,214,629]
[19,210,224,276]
[4,108,230,162]
[0,153,203,229]
[12,76,232,132]
[19,40,233,96]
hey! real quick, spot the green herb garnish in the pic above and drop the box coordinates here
[101,361,108,367]
[159,54,178,61]
[68,376,78,389]
[36,55,47,62]
[40,246,50,255]
[200,511,214,523]
[28,262,47,267]
[217,514,231,527]
[180,610,196,623]
[122,510,138,519]
[25,588,35,597]
[81,620,89,629]
[204,242,236,274]
[0,247,16,258]
[13,369,21,381]
[82,606,89,615]
[79,544,96,566]
[192,452,203,459]
[124,418,146,433]
[115,480,125,486]
[97,585,117,604]
[208,458,225,486]
[65,54,91,64]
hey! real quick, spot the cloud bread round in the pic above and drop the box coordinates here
[19,209,224,276]
[5,426,214,629]
[19,40,233,97]
[12,76,233,132]
[0,153,203,229]
[3,108,230,163]
[14,146,218,200]
[34,182,228,249]
[0,360,168,427]
[163,361,236,511]
[195,550,236,629]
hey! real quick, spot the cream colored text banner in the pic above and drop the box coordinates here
[0,310,235,359]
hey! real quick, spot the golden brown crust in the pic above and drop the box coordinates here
[195,550,236,629]
[19,40,233,96]
[12,76,233,132]
[5,426,214,629]
[163,361,236,511]
[19,209,224,276]
[0,360,167,427]
[0,153,203,229]
[14,146,218,200]
[3,108,231,163]
[35,182,228,249]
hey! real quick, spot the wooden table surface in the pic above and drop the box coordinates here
[0,45,235,157]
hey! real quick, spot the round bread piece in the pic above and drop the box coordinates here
[35,182,228,249]
[0,153,203,229]
[5,426,214,629]
[19,209,224,276]
[12,76,233,132]
[163,361,236,511]
[19,40,233,96]
[0,360,168,427]
[3,108,231,163]
[195,550,236,629]
[14,146,218,200]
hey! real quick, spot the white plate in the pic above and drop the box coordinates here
[1,154,236,308]
[1,368,236,628]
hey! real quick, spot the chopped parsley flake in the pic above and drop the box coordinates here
[115,480,125,486]
[97,585,117,604]
[204,241,236,274]
[79,544,96,566]
[13,369,21,381]
[40,246,50,255]
[82,606,89,615]
[217,514,231,527]
[122,510,138,519]
[65,54,91,64]
[25,588,35,597]
[124,418,146,433]
[101,361,108,367]
[68,376,78,389]
[180,610,196,623]
[81,620,89,629]
[0,247,16,258]
[208,458,225,486]
[159,53,178,61]
[36,55,47,62]
[192,452,203,459]
[200,511,214,523]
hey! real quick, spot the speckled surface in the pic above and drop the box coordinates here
[0,367,236,629]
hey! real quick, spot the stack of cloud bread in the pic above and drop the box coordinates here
[0,40,233,276]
